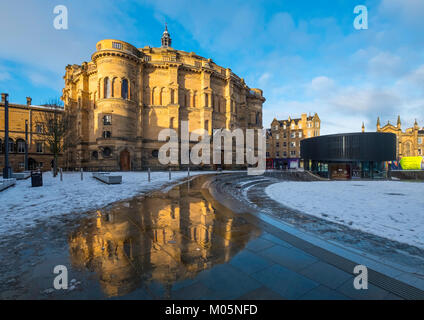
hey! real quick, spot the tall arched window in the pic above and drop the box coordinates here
[8,138,14,153]
[170,89,175,104]
[160,87,164,105]
[104,77,110,98]
[205,93,209,108]
[170,117,175,129]
[151,87,156,105]
[121,79,128,99]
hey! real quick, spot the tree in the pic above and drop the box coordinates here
[39,99,74,177]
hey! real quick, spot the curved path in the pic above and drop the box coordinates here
[207,172,424,300]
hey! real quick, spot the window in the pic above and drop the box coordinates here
[112,42,122,50]
[291,124,295,129]
[419,149,422,155]
[283,152,287,157]
[36,142,43,153]
[8,139,14,153]
[102,147,112,157]
[152,150,159,158]
[307,122,312,128]
[316,122,320,128]
[121,79,128,99]
[290,151,296,156]
[276,152,280,158]
[276,134,280,140]
[274,125,278,131]
[17,140,25,153]
[92,151,98,159]
[299,124,302,129]
[104,77,110,98]
[419,138,422,144]
[290,142,296,148]
[298,132,302,138]
[103,115,112,125]
[103,131,112,138]
[283,142,287,147]
[283,133,287,138]
[283,125,287,130]
[291,132,296,138]
[36,124,43,133]
[276,142,280,148]
[266,152,270,158]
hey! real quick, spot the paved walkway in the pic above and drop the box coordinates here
[208,172,424,300]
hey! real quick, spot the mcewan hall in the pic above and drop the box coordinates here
[61,27,265,171]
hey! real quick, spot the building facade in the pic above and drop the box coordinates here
[62,28,265,171]
[0,94,63,172]
[302,132,396,180]
[267,113,320,169]
[372,116,424,159]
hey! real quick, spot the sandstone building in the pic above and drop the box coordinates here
[62,27,265,171]
[267,113,321,168]
[0,94,63,172]
[367,116,424,159]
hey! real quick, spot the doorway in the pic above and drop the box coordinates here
[120,150,131,171]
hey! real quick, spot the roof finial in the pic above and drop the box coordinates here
[161,23,172,48]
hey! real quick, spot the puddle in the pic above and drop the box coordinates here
[67,175,261,298]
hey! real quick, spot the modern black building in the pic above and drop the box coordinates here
[301,132,397,179]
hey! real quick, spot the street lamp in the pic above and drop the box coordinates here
[25,120,29,171]
[2,93,12,178]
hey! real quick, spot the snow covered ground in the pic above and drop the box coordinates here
[266,181,424,249]
[0,171,214,237]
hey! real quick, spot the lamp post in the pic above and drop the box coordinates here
[25,120,29,171]
[2,93,12,178]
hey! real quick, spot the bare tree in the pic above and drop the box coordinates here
[39,98,74,177]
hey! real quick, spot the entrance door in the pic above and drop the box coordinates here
[120,150,131,171]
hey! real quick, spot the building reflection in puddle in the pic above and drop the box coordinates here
[68,176,261,298]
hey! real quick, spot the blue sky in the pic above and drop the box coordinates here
[0,0,423,134]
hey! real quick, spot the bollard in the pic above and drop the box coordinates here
[187,166,190,178]
[148,168,151,182]
[60,168,63,182]
[169,168,171,180]
[81,168,83,181]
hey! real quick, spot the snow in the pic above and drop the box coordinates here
[265,181,424,249]
[0,171,214,237]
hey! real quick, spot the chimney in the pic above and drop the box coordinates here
[26,97,32,106]
[1,93,6,103]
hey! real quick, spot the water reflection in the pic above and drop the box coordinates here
[68,176,260,298]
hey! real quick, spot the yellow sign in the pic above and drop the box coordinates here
[400,157,424,170]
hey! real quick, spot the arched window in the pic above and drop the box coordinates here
[111,77,117,97]
[160,87,164,105]
[8,138,15,153]
[256,113,260,125]
[205,93,209,108]
[151,87,156,105]
[104,77,110,98]
[170,117,175,129]
[204,120,209,132]
[121,79,128,99]
[170,89,175,104]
